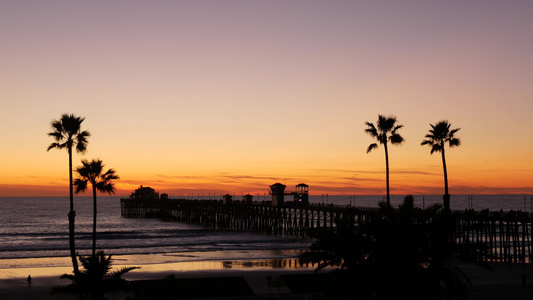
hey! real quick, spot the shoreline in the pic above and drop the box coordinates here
[0,269,318,300]
[2,261,533,299]
[0,255,311,280]
[0,257,317,300]
[0,250,307,280]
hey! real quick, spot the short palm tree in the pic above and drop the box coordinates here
[299,214,371,273]
[47,113,90,276]
[365,115,404,205]
[300,196,487,299]
[55,251,139,300]
[421,120,461,211]
[74,159,119,256]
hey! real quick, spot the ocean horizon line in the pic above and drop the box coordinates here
[2,193,532,198]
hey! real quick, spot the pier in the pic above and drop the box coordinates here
[120,198,364,237]
[120,197,533,265]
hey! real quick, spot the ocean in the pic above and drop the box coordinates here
[0,194,531,278]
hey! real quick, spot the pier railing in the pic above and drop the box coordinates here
[121,198,533,264]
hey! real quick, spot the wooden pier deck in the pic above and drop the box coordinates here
[121,198,533,264]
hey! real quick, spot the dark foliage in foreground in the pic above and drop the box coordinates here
[299,195,489,299]
[129,276,255,300]
[52,251,139,300]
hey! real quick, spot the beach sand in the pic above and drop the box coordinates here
[2,262,533,299]
[0,267,307,300]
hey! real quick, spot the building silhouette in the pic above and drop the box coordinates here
[130,185,159,200]
[270,183,286,207]
[294,183,309,205]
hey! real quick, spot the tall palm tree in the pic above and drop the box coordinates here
[74,159,119,256]
[365,115,405,205]
[421,120,461,211]
[47,113,91,276]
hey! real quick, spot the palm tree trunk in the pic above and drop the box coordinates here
[68,147,80,276]
[441,146,450,211]
[92,185,97,257]
[384,142,390,205]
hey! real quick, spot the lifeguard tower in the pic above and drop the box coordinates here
[294,183,309,205]
[223,194,233,205]
[243,194,253,205]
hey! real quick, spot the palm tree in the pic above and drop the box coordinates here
[299,214,374,298]
[365,115,404,205]
[74,159,119,256]
[300,196,488,299]
[421,120,461,211]
[47,113,90,277]
[54,251,139,300]
[299,214,371,273]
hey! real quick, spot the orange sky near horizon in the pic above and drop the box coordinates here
[1,1,532,197]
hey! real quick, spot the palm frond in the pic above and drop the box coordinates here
[103,168,119,180]
[50,120,63,131]
[366,143,378,153]
[47,131,64,141]
[391,124,404,134]
[389,133,404,145]
[96,182,117,194]
[364,122,378,137]
[107,266,141,280]
[366,115,404,146]
[75,130,90,153]
[47,142,65,151]
[47,114,90,154]
[61,114,82,133]
[449,128,461,136]
[421,139,433,146]
[430,144,442,154]
[76,159,118,194]
[448,137,461,147]
[423,121,461,153]
[74,179,88,193]
[55,251,139,299]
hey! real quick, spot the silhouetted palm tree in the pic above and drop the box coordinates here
[300,196,488,299]
[299,214,371,273]
[365,115,404,205]
[55,251,139,300]
[421,120,461,211]
[47,113,90,277]
[299,213,374,298]
[74,159,119,256]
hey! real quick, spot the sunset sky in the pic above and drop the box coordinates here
[1,1,532,197]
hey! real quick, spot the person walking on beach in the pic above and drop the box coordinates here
[27,275,32,286]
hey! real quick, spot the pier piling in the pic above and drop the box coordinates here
[121,198,533,264]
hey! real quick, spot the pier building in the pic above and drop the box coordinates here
[294,183,309,205]
[270,183,286,207]
[130,185,159,200]
[243,194,253,204]
[223,194,233,205]
[270,183,310,206]
[121,186,533,265]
